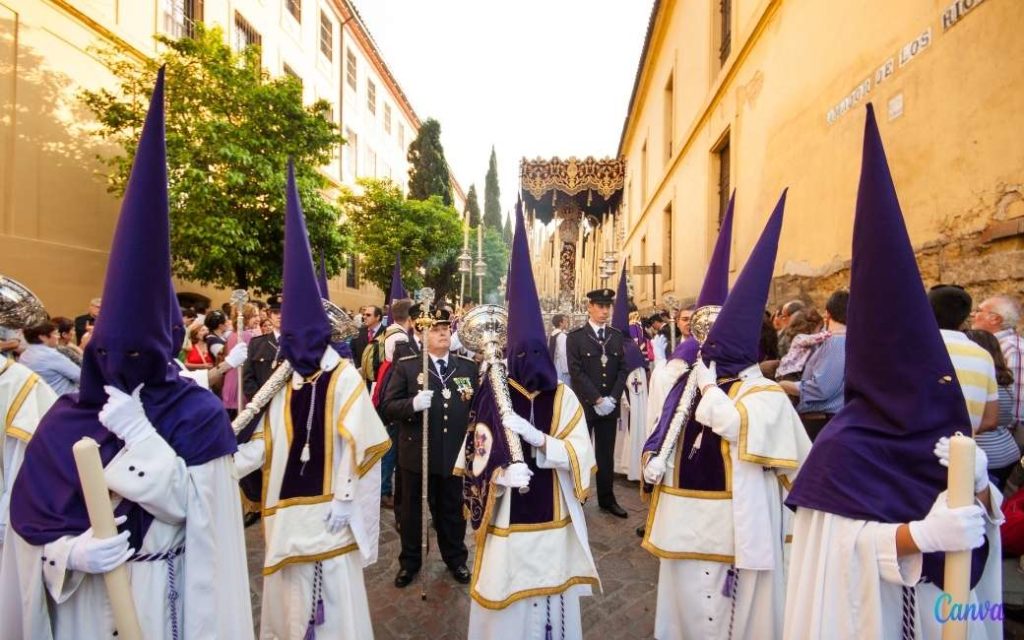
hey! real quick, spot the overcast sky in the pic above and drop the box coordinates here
[353,0,655,223]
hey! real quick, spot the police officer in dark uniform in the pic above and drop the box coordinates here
[379,307,478,587]
[566,288,629,517]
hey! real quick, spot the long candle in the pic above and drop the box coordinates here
[463,223,469,250]
[477,224,483,258]
[941,433,975,640]
[72,437,142,640]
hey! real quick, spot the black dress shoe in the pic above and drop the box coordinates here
[600,502,628,518]
[243,512,261,528]
[635,525,646,538]
[394,568,418,588]
[450,565,471,584]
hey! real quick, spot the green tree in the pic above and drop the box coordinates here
[341,178,462,302]
[81,25,348,293]
[464,184,481,228]
[407,118,452,206]
[502,215,513,246]
[483,146,502,229]
[480,227,509,304]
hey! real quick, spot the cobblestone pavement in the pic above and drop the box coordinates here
[246,475,658,639]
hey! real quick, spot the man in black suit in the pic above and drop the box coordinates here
[379,308,477,588]
[351,305,384,376]
[566,288,629,518]
[242,304,281,398]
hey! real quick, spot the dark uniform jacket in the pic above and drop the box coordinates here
[566,324,628,423]
[242,331,280,398]
[380,353,478,476]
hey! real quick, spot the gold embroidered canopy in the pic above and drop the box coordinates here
[519,156,625,222]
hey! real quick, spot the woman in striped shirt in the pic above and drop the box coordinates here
[966,329,1019,489]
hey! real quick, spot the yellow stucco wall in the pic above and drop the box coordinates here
[618,0,1024,309]
[0,0,444,318]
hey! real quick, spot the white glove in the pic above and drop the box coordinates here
[908,490,986,554]
[324,497,353,534]
[412,390,434,412]
[503,413,545,448]
[496,462,533,489]
[934,437,990,493]
[651,335,668,363]
[99,384,155,446]
[694,359,718,392]
[593,397,613,417]
[67,515,133,574]
[644,457,666,484]
[224,342,248,368]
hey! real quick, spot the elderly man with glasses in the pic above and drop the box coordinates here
[973,295,1023,429]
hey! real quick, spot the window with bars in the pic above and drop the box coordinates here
[286,0,301,23]
[663,72,674,163]
[164,0,203,39]
[319,11,333,60]
[233,12,261,51]
[663,202,673,279]
[345,50,357,90]
[344,128,358,177]
[384,104,392,134]
[367,80,376,115]
[283,63,301,89]
[715,135,731,231]
[718,0,732,65]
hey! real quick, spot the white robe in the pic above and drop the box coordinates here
[615,368,648,480]
[0,435,254,639]
[461,383,600,640]
[234,347,390,640]
[644,365,810,640]
[784,491,1004,640]
[0,359,57,563]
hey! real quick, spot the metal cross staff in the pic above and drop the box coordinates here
[413,287,436,601]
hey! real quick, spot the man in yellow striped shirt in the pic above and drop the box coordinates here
[929,285,999,433]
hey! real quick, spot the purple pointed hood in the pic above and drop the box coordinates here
[387,252,407,323]
[317,247,330,301]
[671,190,735,362]
[506,200,558,391]
[612,265,646,372]
[77,68,180,402]
[701,191,786,377]
[11,68,236,548]
[279,160,332,377]
[787,104,969,523]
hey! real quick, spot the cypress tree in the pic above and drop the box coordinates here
[407,118,452,205]
[464,184,481,227]
[483,146,502,229]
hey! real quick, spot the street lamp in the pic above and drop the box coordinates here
[458,247,472,307]
[474,256,487,303]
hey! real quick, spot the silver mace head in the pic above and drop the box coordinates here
[690,305,722,345]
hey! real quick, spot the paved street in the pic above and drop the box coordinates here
[246,475,658,639]
[246,477,1024,639]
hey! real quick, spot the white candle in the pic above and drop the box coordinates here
[73,438,142,640]
[941,433,975,640]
